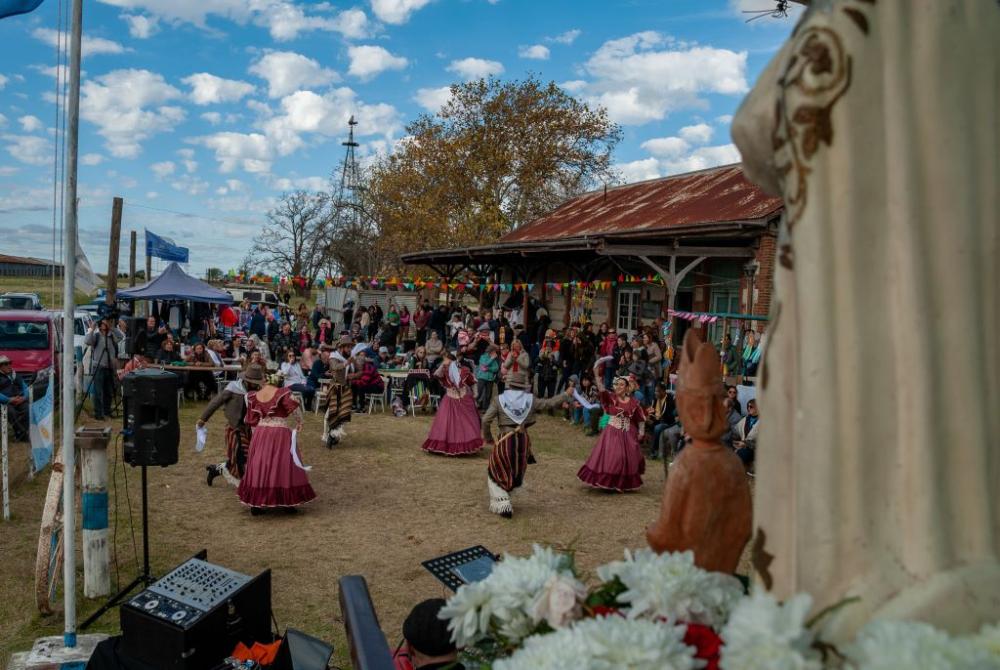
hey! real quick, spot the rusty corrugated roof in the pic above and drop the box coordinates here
[501,163,782,243]
[0,254,60,266]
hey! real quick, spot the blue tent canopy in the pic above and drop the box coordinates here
[118,262,233,303]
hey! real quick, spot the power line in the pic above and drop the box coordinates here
[124,201,261,227]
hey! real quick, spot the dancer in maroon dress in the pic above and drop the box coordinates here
[421,354,483,456]
[577,367,646,492]
[238,376,317,514]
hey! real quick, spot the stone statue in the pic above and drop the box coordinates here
[731,0,1000,640]
[646,330,752,574]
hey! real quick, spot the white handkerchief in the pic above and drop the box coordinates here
[290,429,312,471]
[195,425,207,452]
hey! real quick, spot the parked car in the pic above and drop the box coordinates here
[0,292,43,310]
[0,309,58,396]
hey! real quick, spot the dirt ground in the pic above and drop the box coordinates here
[1,401,683,668]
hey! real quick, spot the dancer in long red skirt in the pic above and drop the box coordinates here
[577,358,647,492]
[238,373,316,514]
[421,354,483,456]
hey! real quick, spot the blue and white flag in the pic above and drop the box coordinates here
[145,229,190,263]
[29,373,54,472]
[0,0,44,20]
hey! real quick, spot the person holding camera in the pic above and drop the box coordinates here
[84,318,124,421]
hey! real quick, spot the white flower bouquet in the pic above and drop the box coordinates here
[438,545,1000,670]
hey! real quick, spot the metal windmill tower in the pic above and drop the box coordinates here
[335,115,364,214]
[328,115,377,275]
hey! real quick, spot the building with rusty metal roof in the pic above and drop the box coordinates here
[401,163,782,345]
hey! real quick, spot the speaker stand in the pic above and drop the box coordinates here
[81,465,155,629]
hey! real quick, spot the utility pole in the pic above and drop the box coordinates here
[129,230,137,287]
[60,0,83,648]
[106,197,122,304]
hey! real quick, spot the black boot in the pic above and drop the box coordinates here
[206,464,220,486]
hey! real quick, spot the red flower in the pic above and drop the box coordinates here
[683,623,722,670]
[588,605,623,619]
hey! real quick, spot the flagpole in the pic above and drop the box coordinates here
[61,0,83,649]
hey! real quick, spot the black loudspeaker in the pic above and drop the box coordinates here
[123,369,181,467]
[272,629,334,670]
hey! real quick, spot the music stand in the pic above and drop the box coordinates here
[422,545,498,592]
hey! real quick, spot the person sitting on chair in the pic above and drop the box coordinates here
[0,355,29,442]
[732,398,760,469]
[392,598,464,670]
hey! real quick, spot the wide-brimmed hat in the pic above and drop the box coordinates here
[241,363,266,387]
[506,369,531,390]
[337,335,352,348]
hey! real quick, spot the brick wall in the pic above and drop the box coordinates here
[753,228,777,320]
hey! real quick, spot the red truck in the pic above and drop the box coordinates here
[0,310,58,397]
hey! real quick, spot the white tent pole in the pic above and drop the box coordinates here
[61,0,83,649]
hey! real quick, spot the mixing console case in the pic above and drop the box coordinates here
[120,551,272,669]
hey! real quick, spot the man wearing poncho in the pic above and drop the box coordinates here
[199,363,265,487]
[322,336,354,447]
[481,367,572,518]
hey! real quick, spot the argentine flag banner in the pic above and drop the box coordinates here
[29,373,54,472]
[0,0,44,20]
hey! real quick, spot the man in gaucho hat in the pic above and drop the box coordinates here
[320,335,354,447]
[199,363,265,486]
[480,366,574,519]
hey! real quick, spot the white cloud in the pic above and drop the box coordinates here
[715,114,734,125]
[447,57,504,81]
[201,111,222,125]
[189,131,273,174]
[369,0,431,25]
[151,160,176,178]
[617,157,661,183]
[193,87,402,175]
[171,174,209,195]
[347,45,408,81]
[641,136,690,158]
[548,29,581,45]
[270,175,327,192]
[413,86,452,112]
[145,191,159,199]
[81,153,105,165]
[0,113,6,127]
[0,75,7,89]
[182,72,255,105]
[249,51,339,99]
[97,1,370,41]
[256,3,370,41]
[3,134,51,165]
[122,13,159,38]
[660,143,740,174]
[19,115,44,133]
[177,148,198,173]
[679,122,713,144]
[518,44,549,60]
[560,79,587,93]
[0,166,19,176]
[80,69,185,158]
[31,28,127,58]
[579,31,748,125]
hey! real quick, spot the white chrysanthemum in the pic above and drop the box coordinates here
[719,592,822,670]
[597,549,744,629]
[493,616,700,670]
[440,545,583,646]
[438,580,493,647]
[844,619,1000,670]
[970,622,1000,658]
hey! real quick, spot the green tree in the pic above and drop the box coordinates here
[367,76,621,268]
[204,267,223,282]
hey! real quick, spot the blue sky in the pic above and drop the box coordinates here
[0,0,798,276]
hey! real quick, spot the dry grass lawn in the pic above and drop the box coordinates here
[1,400,682,668]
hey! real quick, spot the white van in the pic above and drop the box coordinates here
[224,286,285,308]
